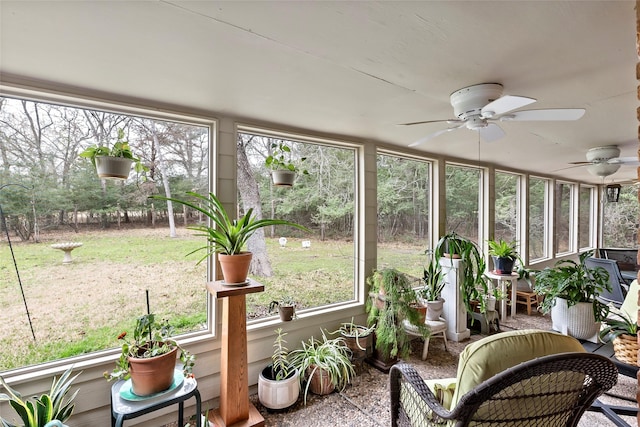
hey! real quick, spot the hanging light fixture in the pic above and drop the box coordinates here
[606,184,621,203]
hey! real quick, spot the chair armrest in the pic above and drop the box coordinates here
[390,363,454,426]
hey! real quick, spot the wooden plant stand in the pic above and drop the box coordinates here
[206,280,265,427]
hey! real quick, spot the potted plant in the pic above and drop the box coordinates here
[487,238,518,274]
[331,318,375,371]
[435,232,490,318]
[598,306,638,365]
[150,191,308,284]
[418,254,446,320]
[258,328,300,410]
[0,366,80,427]
[365,268,430,370]
[534,250,611,341]
[289,329,355,405]
[264,141,309,187]
[79,128,149,180]
[103,313,196,396]
[269,297,297,321]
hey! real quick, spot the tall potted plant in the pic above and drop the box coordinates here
[0,366,80,427]
[258,328,300,410]
[487,238,518,275]
[534,250,611,341]
[418,254,446,320]
[365,268,429,370]
[264,141,309,187]
[104,313,196,396]
[150,191,308,284]
[79,128,149,180]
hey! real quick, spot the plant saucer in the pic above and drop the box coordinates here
[119,369,184,401]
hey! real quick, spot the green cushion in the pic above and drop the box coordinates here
[449,329,585,408]
[621,279,638,320]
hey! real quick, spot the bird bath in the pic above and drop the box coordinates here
[51,242,83,264]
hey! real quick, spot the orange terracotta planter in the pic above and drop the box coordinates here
[128,345,177,396]
[218,252,252,284]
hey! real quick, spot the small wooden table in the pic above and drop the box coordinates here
[206,279,265,427]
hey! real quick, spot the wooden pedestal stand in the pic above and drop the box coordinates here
[206,280,265,427]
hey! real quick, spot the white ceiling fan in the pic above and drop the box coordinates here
[404,83,585,147]
[568,145,640,177]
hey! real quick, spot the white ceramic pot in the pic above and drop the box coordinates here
[426,298,445,320]
[271,170,295,187]
[95,156,133,179]
[258,366,300,410]
[551,298,600,342]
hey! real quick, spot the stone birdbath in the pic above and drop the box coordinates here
[51,242,83,264]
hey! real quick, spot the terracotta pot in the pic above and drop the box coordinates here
[306,365,334,395]
[128,345,177,396]
[409,303,427,324]
[218,252,252,284]
[278,305,295,321]
[95,156,133,180]
[341,327,373,361]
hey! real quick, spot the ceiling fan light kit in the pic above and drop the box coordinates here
[406,82,585,147]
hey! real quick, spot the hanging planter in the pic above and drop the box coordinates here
[79,128,148,181]
[265,141,309,187]
[271,170,296,187]
[95,156,134,180]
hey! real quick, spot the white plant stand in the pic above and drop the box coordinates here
[440,257,470,342]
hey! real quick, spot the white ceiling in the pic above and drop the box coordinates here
[0,1,637,184]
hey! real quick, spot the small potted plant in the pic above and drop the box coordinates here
[79,128,149,180]
[258,328,300,410]
[264,141,309,187]
[598,306,638,365]
[487,238,518,274]
[269,297,297,321]
[534,250,611,341]
[289,329,355,404]
[150,191,308,284]
[103,313,196,396]
[0,366,80,427]
[418,253,446,320]
[331,318,375,370]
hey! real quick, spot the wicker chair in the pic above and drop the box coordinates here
[390,330,618,427]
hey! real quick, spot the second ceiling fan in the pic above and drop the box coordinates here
[404,83,585,147]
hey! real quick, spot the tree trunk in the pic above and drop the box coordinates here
[149,121,176,238]
[237,136,273,277]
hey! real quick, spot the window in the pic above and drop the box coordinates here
[376,152,431,275]
[0,96,211,371]
[554,181,574,254]
[528,177,549,261]
[446,164,481,245]
[494,171,520,244]
[578,185,595,250]
[237,129,358,321]
[603,184,640,248]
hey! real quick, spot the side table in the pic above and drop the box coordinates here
[110,374,201,427]
[485,271,518,320]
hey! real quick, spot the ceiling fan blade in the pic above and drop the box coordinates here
[503,108,585,121]
[481,95,536,117]
[400,118,459,126]
[568,161,592,165]
[478,123,505,142]
[408,124,464,147]
[608,156,640,166]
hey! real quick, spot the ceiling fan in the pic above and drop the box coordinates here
[404,83,585,147]
[568,145,640,177]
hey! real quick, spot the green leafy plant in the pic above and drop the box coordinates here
[78,128,149,174]
[103,313,195,382]
[330,318,375,351]
[435,232,490,316]
[419,253,445,301]
[289,329,355,404]
[598,307,638,342]
[269,328,295,381]
[487,239,518,259]
[150,191,309,261]
[366,268,430,360]
[534,250,611,322]
[265,142,309,174]
[0,366,79,427]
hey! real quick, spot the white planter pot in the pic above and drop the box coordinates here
[95,156,133,180]
[551,298,600,342]
[258,366,300,410]
[271,170,296,187]
[426,298,445,320]
[486,296,497,312]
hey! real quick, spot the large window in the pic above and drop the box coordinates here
[494,171,519,244]
[0,96,211,371]
[376,152,431,276]
[603,184,640,248]
[528,177,549,261]
[237,129,358,321]
[578,185,595,250]
[446,164,481,244]
[554,181,574,254]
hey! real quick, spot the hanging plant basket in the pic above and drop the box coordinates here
[271,170,296,187]
[95,156,133,180]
